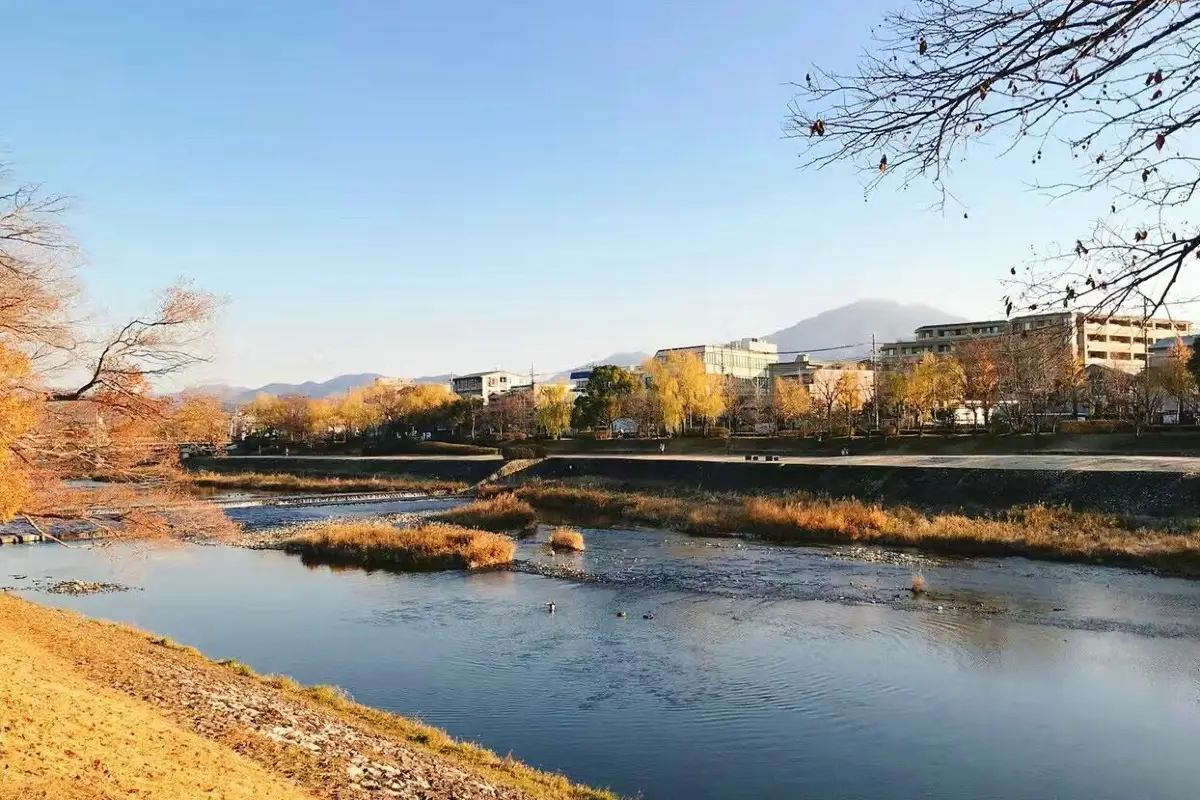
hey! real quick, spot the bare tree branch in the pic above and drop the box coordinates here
[789,0,1200,314]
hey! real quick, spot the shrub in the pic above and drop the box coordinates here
[500,443,546,460]
[549,527,586,552]
[433,494,538,532]
[1058,419,1132,434]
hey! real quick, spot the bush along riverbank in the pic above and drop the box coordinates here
[185,470,468,496]
[434,493,538,532]
[282,521,516,571]
[463,483,1200,578]
[0,593,617,800]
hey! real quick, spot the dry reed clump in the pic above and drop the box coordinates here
[433,493,537,531]
[283,521,515,570]
[496,483,1200,576]
[185,470,466,495]
[549,527,586,552]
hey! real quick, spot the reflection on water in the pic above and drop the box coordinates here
[4,504,1200,800]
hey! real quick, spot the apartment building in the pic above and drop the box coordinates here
[880,312,1192,374]
[450,370,526,404]
[653,338,779,387]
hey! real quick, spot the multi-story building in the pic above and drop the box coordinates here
[880,311,1191,374]
[450,370,526,404]
[769,354,875,402]
[653,338,779,389]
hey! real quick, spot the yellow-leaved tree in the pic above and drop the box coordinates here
[535,383,573,439]
[161,393,230,448]
[771,378,811,432]
[0,172,230,540]
[642,356,685,435]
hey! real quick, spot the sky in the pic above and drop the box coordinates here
[5,1,1194,388]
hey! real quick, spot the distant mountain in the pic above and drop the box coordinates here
[193,373,389,405]
[189,353,651,404]
[762,299,966,361]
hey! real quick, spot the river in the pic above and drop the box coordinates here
[5,497,1200,799]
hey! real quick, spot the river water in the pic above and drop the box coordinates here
[5,498,1200,800]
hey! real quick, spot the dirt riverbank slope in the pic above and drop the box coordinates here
[0,593,613,800]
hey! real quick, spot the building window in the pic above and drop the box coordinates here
[1087,350,1108,360]
[1111,351,1132,360]
[1177,323,1190,331]
[1110,335,1131,344]
[1134,353,1147,361]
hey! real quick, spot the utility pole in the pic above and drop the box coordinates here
[871,332,881,431]
[1143,295,1151,431]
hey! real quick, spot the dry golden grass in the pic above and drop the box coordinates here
[185,470,467,495]
[434,493,538,531]
[549,527,586,552]
[283,520,515,570]
[0,593,619,800]
[0,600,311,800]
[483,483,1200,577]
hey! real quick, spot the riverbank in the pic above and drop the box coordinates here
[185,470,468,496]
[461,483,1200,578]
[0,593,615,800]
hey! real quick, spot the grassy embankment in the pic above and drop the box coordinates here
[185,470,467,495]
[436,484,1200,577]
[0,593,616,800]
[282,520,515,570]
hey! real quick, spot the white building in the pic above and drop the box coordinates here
[450,371,526,404]
[769,354,875,400]
[653,338,779,386]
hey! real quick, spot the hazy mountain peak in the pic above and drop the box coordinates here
[762,300,966,359]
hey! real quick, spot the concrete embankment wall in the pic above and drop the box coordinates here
[520,457,1200,518]
[539,431,1200,457]
[187,456,500,483]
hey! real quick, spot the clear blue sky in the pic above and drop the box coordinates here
[5,1,1174,387]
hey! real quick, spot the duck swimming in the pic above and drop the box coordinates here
[546,602,556,613]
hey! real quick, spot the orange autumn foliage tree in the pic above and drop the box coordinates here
[0,172,230,540]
